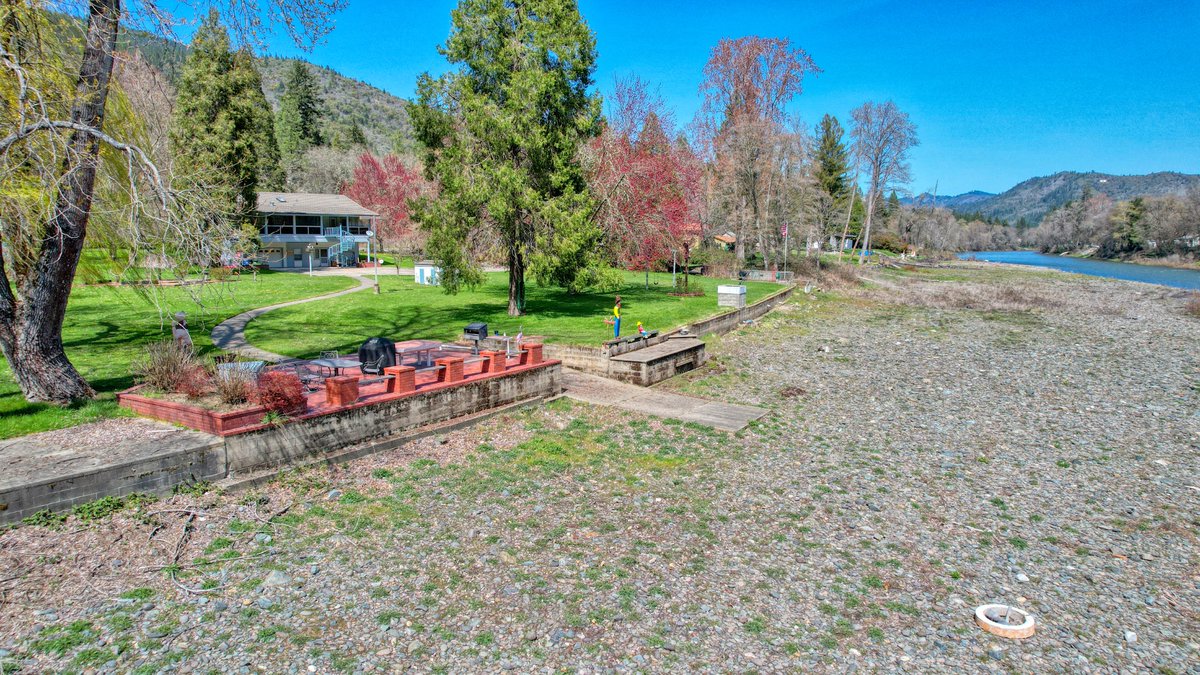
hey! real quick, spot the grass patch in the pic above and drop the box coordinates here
[0,271,355,439]
[245,270,778,356]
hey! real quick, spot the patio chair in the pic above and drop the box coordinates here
[291,363,323,393]
[318,350,340,377]
[360,354,388,376]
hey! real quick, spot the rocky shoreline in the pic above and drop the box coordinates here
[1,263,1196,673]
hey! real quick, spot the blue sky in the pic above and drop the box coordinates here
[252,0,1200,195]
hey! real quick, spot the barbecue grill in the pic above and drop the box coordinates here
[358,337,396,374]
[464,322,488,354]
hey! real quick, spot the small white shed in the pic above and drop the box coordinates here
[415,261,441,286]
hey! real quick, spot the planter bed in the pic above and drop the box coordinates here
[118,387,271,435]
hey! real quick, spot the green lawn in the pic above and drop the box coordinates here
[245,271,781,358]
[360,252,416,268]
[0,272,356,439]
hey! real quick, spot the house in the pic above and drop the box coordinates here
[827,233,856,251]
[712,233,736,251]
[255,192,380,269]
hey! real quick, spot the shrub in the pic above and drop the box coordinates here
[133,340,194,392]
[176,365,211,399]
[1186,292,1200,318]
[256,370,306,413]
[672,275,704,295]
[870,231,907,254]
[213,371,255,406]
[208,266,233,281]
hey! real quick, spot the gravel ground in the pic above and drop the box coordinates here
[1,263,1197,674]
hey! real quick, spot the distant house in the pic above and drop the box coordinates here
[255,192,379,269]
[827,234,856,250]
[713,233,736,251]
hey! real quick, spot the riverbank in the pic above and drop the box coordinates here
[2,264,1196,672]
[960,250,1200,289]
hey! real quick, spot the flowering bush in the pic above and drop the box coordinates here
[175,366,211,400]
[255,370,306,413]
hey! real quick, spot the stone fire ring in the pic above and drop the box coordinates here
[975,604,1036,639]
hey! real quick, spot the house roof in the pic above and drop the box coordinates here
[713,234,736,244]
[256,192,379,217]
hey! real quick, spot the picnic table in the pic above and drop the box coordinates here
[394,340,443,368]
[311,357,361,376]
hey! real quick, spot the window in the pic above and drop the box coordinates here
[262,215,291,235]
[348,218,369,235]
[295,215,321,235]
[293,250,303,262]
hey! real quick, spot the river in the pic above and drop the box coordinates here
[958,250,1200,290]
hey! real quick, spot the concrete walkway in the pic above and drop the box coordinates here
[211,275,376,362]
[562,369,766,432]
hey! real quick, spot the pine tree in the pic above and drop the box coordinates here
[813,114,851,203]
[276,61,324,160]
[409,0,604,316]
[169,10,280,218]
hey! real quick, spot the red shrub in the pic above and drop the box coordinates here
[175,366,212,400]
[255,370,306,413]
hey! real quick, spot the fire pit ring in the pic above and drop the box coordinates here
[974,604,1036,639]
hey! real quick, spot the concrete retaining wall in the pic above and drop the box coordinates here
[539,286,793,383]
[682,285,794,337]
[224,362,561,474]
[0,441,225,525]
[0,363,561,525]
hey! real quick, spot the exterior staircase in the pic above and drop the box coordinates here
[324,227,357,266]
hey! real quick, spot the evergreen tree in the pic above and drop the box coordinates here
[884,190,901,217]
[813,114,851,203]
[169,10,280,218]
[409,0,603,316]
[276,61,324,160]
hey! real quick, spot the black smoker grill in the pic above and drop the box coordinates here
[358,337,396,374]
[464,322,488,355]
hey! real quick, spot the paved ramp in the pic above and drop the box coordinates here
[562,369,766,432]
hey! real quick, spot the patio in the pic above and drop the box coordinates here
[117,337,550,436]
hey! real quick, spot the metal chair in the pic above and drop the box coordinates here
[291,363,323,393]
[318,350,339,377]
[360,354,388,376]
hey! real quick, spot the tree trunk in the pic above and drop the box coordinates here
[0,0,120,404]
[507,244,525,316]
[858,189,876,266]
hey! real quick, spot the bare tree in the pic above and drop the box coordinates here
[849,101,918,264]
[0,1,344,404]
[696,36,818,264]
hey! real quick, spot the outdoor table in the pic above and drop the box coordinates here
[395,340,443,368]
[310,357,361,376]
[216,360,265,377]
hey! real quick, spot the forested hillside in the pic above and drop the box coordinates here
[119,25,411,155]
[954,171,1200,224]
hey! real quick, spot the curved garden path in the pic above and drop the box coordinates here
[210,274,375,362]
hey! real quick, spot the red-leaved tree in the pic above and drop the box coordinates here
[586,76,704,287]
[342,153,434,256]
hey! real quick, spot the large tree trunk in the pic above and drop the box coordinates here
[0,0,120,404]
[507,244,525,316]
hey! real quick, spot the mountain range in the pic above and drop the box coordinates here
[904,171,1200,224]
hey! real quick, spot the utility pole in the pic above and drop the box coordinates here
[368,230,380,294]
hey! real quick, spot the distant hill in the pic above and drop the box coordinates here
[931,172,1200,224]
[119,25,411,155]
[901,190,995,211]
